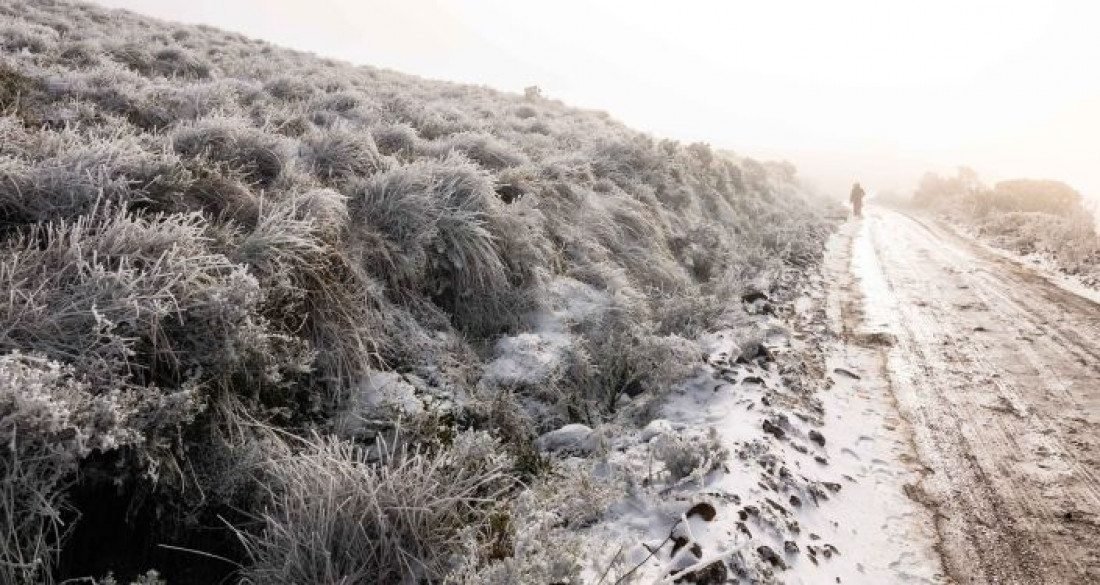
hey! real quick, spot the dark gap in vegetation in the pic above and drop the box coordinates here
[59,473,240,584]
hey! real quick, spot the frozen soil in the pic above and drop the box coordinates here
[847,208,1100,583]
[569,218,947,583]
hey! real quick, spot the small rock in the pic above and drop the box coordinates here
[814,455,828,465]
[784,540,799,554]
[535,423,595,454]
[789,495,802,508]
[808,430,826,447]
[738,342,773,362]
[742,290,770,303]
[822,481,842,493]
[757,545,787,569]
[686,502,717,521]
[764,498,788,516]
[762,419,785,440]
[674,559,728,584]
[641,419,673,442]
[671,535,690,557]
[742,375,766,385]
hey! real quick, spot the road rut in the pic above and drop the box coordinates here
[842,208,1100,584]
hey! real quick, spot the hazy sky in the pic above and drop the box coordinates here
[92,0,1100,199]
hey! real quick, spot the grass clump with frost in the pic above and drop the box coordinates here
[236,429,514,584]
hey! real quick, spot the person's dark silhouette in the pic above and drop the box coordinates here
[850,182,865,218]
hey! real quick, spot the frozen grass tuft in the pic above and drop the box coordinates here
[173,116,288,188]
[300,127,387,185]
[236,429,515,585]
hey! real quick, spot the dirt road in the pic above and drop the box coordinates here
[836,208,1100,584]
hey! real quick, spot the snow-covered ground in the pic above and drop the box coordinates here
[565,220,946,583]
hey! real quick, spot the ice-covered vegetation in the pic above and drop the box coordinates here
[0,1,834,582]
[912,168,1100,282]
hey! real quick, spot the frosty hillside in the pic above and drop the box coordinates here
[0,1,836,583]
[7,0,1097,583]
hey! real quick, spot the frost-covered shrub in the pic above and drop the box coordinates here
[512,104,537,119]
[426,131,529,170]
[0,353,199,585]
[459,461,619,584]
[0,127,196,223]
[914,169,1100,281]
[979,211,1100,272]
[173,116,288,187]
[0,205,301,391]
[313,89,361,113]
[371,122,419,156]
[0,63,47,124]
[228,194,382,394]
[236,431,515,585]
[348,157,510,305]
[263,75,315,102]
[299,127,386,184]
[131,81,242,128]
[0,353,124,585]
[58,41,102,68]
[574,316,702,420]
[105,42,154,75]
[0,23,57,54]
[652,427,730,482]
[150,47,212,79]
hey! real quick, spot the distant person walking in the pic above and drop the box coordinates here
[850,182,866,218]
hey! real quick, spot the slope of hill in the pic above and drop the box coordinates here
[0,1,835,582]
